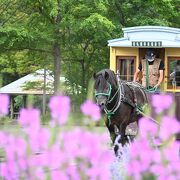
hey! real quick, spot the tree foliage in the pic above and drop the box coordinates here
[0,0,179,104]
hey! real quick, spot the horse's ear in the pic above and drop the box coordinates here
[105,71,109,80]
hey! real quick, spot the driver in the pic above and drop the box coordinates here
[133,49,164,91]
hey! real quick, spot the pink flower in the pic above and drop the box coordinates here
[48,96,71,125]
[66,166,80,180]
[48,144,66,169]
[18,158,27,171]
[0,163,8,179]
[35,168,45,180]
[5,136,16,161]
[129,138,153,172]
[163,141,180,162]
[0,132,8,146]
[0,94,9,116]
[126,159,143,178]
[33,151,49,167]
[51,171,68,180]
[87,165,111,180]
[159,116,180,140]
[80,100,101,121]
[15,137,27,157]
[28,127,50,152]
[150,164,166,176]
[138,117,158,138]
[151,94,173,113]
[152,149,162,164]
[18,108,40,130]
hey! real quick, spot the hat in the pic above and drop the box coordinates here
[145,49,155,62]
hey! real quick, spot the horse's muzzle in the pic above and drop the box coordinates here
[96,96,107,110]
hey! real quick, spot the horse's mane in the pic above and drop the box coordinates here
[94,69,117,88]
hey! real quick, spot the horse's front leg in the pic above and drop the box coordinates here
[119,122,128,146]
[104,117,116,143]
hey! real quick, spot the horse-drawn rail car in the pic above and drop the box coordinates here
[108,26,180,121]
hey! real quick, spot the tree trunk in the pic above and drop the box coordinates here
[53,41,61,94]
[52,0,62,94]
[80,59,86,89]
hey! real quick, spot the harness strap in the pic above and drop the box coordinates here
[95,83,112,100]
[121,96,136,108]
[104,110,115,126]
[103,73,122,126]
[124,82,139,107]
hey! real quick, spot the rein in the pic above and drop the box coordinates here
[145,86,158,93]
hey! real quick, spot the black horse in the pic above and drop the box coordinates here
[94,69,148,145]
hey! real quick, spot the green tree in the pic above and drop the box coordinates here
[61,1,116,101]
[106,0,180,27]
[0,0,179,102]
[0,0,64,93]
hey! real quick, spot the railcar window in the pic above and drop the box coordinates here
[116,57,135,82]
[168,57,180,89]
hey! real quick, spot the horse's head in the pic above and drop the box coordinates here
[93,69,117,109]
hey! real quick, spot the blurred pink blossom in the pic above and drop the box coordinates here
[5,161,18,179]
[80,100,101,121]
[152,149,162,164]
[35,168,45,180]
[159,116,180,140]
[0,94,9,116]
[51,171,68,180]
[18,158,27,171]
[126,159,142,178]
[0,163,9,179]
[163,141,180,162]
[0,96,113,179]
[0,132,8,146]
[18,108,40,130]
[66,166,80,180]
[15,137,27,157]
[128,138,154,173]
[48,95,71,125]
[48,144,67,169]
[5,94,180,179]
[28,127,50,152]
[151,94,173,113]
[138,117,158,138]
[150,164,166,177]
